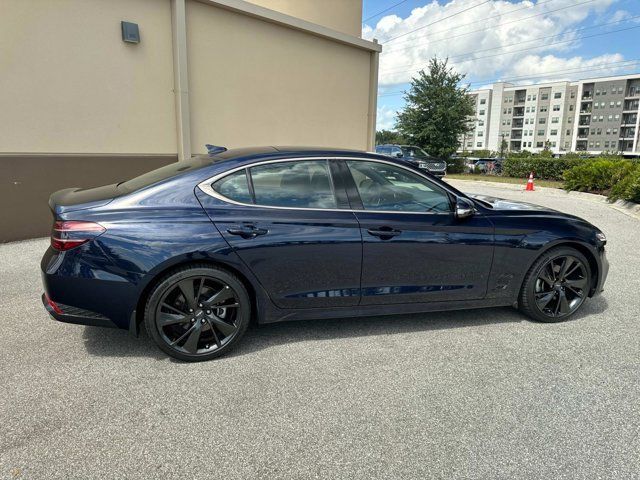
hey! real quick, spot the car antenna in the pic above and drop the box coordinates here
[205,144,228,156]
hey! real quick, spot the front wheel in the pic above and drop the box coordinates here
[519,247,591,323]
[144,265,251,361]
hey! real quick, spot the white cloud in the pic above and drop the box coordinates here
[505,53,629,83]
[364,0,623,86]
[376,105,399,130]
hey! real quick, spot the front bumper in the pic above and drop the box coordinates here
[593,247,609,295]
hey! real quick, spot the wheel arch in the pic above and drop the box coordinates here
[133,258,260,334]
[528,240,600,296]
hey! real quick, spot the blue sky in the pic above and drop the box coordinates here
[362,0,640,130]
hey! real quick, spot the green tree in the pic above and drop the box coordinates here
[395,58,475,158]
[375,129,406,145]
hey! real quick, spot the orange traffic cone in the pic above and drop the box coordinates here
[525,172,535,191]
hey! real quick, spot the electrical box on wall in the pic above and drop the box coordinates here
[121,21,140,44]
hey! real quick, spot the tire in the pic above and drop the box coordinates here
[519,246,591,323]
[144,264,251,361]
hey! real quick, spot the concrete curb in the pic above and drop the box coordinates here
[446,178,640,220]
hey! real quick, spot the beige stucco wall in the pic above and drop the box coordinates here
[0,0,177,154]
[245,0,362,37]
[186,0,372,152]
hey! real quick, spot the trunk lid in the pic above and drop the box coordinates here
[49,184,119,215]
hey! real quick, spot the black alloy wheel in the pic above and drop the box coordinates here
[519,247,591,323]
[145,265,250,361]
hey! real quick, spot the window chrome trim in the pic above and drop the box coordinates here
[197,156,456,215]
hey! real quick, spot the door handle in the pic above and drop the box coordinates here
[367,227,402,239]
[226,225,268,239]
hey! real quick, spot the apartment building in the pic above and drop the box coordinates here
[462,73,640,156]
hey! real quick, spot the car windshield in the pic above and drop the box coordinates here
[401,147,429,158]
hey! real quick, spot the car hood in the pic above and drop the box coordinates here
[469,194,560,212]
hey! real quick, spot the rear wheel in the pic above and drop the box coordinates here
[144,265,250,361]
[519,247,591,323]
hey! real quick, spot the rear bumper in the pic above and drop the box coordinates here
[42,293,118,328]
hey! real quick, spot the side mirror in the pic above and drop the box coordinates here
[455,197,475,219]
[394,151,403,158]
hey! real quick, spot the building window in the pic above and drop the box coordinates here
[553,105,560,111]
[508,108,512,114]
[479,109,485,115]
[550,129,558,135]
[502,120,506,125]
[539,118,546,124]
[540,106,548,112]
[617,101,622,107]
[615,114,620,120]
[533,94,537,100]
[571,91,576,99]
[568,117,572,123]
[477,131,483,137]
[538,129,545,136]
[528,142,532,147]
[596,89,600,95]
[480,98,486,105]
[566,129,571,135]
[550,141,556,147]
[565,141,570,148]
[604,141,609,148]
[478,120,484,126]
[536,141,544,148]
[527,95,531,101]
[552,117,559,123]
[554,92,562,99]
[569,105,574,111]
[595,141,600,148]
[503,108,507,114]
[610,102,615,108]
[613,128,618,134]
[477,142,483,147]
[606,128,611,134]
[608,115,613,121]
[602,90,607,95]
[596,128,602,134]
[541,93,549,100]
[599,116,604,121]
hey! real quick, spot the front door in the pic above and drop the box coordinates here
[342,159,494,306]
[197,159,362,309]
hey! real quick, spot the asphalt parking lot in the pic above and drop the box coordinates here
[1,181,639,479]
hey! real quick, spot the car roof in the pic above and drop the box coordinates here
[197,146,389,163]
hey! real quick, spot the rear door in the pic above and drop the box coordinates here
[197,159,362,309]
[341,159,494,306]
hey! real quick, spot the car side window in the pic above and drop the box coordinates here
[391,147,403,157]
[346,160,452,213]
[211,169,252,204]
[249,160,337,209]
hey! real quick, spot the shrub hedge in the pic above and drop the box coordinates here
[497,156,640,202]
[502,157,582,180]
[563,160,636,195]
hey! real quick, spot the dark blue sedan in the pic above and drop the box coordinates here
[41,147,609,361]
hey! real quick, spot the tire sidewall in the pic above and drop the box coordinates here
[144,266,251,361]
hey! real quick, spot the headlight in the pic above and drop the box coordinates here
[596,232,607,245]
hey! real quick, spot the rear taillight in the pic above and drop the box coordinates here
[51,221,106,251]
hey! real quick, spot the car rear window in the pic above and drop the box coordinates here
[118,156,215,193]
